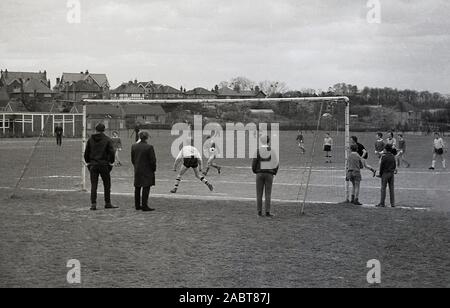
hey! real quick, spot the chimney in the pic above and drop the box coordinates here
[56,77,61,85]
[85,70,89,75]
[255,86,260,93]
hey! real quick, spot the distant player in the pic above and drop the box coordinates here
[429,133,447,170]
[111,131,123,167]
[323,133,333,163]
[296,130,306,154]
[386,132,398,155]
[171,139,214,193]
[396,134,411,168]
[203,133,222,176]
[350,136,376,177]
[374,133,385,159]
[55,124,63,147]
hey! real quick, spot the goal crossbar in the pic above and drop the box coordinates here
[83,97,349,105]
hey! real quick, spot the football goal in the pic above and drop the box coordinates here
[2,97,351,210]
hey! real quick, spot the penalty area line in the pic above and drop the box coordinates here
[0,186,430,212]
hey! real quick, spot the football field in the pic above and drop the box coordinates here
[0,131,449,287]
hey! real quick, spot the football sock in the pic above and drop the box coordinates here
[174,176,181,188]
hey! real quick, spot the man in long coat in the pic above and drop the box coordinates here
[131,131,157,212]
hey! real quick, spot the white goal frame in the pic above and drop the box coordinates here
[82,97,351,202]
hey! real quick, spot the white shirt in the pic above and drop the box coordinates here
[324,137,333,146]
[386,137,397,148]
[176,145,202,160]
[434,138,445,150]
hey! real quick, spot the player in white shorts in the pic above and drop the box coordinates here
[171,139,214,193]
[429,133,447,170]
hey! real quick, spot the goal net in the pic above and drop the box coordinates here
[80,97,351,210]
[1,98,354,209]
[0,112,84,197]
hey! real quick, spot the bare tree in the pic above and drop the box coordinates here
[258,80,289,96]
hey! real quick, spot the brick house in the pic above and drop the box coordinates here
[185,87,218,99]
[0,70,54,101]
[55,71,110,101]
[215,86,266,99]
[122,104,167,126]
[137,81,185,99]
[111,81,146,100]
[59,80,103,102]
[71,104,125,131]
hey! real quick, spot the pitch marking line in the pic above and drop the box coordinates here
[0,186,429,211]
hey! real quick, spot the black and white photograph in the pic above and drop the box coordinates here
[0,0,449,293]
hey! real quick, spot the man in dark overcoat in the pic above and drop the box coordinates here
[131,131,157,212]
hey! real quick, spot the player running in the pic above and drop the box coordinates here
[203,133,222,176]
[296,130,306,154]
[171,139,214,193]
[396,134,411,168]
[429,133,447,170]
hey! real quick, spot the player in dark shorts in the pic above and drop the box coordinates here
[323,133,333,163]
[171,139,214,193]
[429,132,447,170]
[296,130,306,154]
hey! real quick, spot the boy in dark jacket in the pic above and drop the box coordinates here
[252,135,279,217]
[55,124,63,147]
[131,131,157,212]
[84,123,117,211]
[377,144,397,208]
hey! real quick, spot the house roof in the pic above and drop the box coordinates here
[122,104,166,116]
[185,87,216,96]
[7,101,28,112]
[1,71,47,85]
[61,72,109,88]
[217,87,265,98]
[149,84,182,95]
[217,87,240,97]
[0,100,9,110]
[111,82,146,94]
[22,79,53,94]
[0,87,9,102]
[63,80,102,92]
[138,81,182,94]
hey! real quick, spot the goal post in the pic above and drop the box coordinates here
[82,97,351,204]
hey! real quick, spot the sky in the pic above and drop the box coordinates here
[0,0,449,93]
